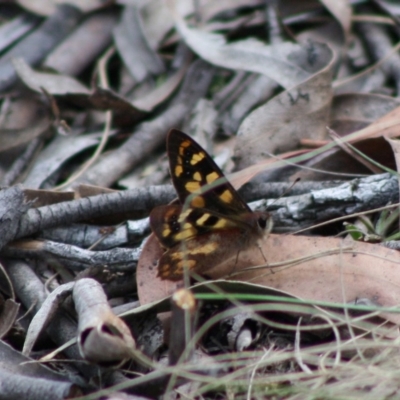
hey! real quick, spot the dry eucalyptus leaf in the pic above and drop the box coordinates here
[138,230,400,326]
[137,233,183,307]
[175,17,312,90]
[0,95,52,153]
[361,104,400,140]
[292,94,400,180]
[300,100,400,179]
[17,0,106,16]
[385,137,400,176]
[208,234,400,325]
[297,21,345,59]
[131,60,190,111]
[43,10,119,76]
[1,341,77,399]
[0,117,51,153]
[73,278,136,365]
[23,133,100,189]
[64,87,148,126]
[23,282,75,356]
[234,43,334,169]
[13,58,90,95]
[140,0,263,49]
[0,13,41,52]
[331,93,400,135]
[320,0,352,38]
[114,6,164,82]
[0,299,19,339]
[139,0,194,48]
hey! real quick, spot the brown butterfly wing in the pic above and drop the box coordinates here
[150,129,269,281]
[157,228,247,280]
[150,204,246,249]
[167,129,251,215]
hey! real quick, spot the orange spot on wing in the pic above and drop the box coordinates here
[190,196,205,208]
[190,152,205,165]
[219,189,233,203]
[175,165,183,177]
[185,181,201,192]
[193,172,202,181]
[206,171,219,183]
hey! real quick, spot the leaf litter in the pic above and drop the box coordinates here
[1,1,400,399]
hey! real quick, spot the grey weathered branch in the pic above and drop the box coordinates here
[5,240,140,270]
[15,185,174,240]
[257,173,399,231]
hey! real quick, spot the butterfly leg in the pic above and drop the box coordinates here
[235,250,240,266]
[257,240,274,274]
[221,250,241,279]
[257,243,267,262]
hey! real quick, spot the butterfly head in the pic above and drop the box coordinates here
[249,211,273,238]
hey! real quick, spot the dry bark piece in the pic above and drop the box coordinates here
[0,185,28,251]
[64,87,148,127]
[357,7,400,96]
[4,260,47,312]
[0,98,52,153]
[113,5,164,82]
[39,223,129,250]
[6,239,139,271]
[239,180,345,202]
[14,59,149,126]
[320,0,352,38]
[23,189,74,207]
[130,56,191,112]
[69,59,215,188]
[4,260,101,379]
[0,341,79,399]
[1,138,43,186]
[0,4,82,92]
[73,278,136,366]
[175,16,313,89]
[0,13,41,52]
[44,10,119,76]
[22,133,100,189]
[17,0,107,16]
[0,299,19,339]
[221,74,278,135]
[23,282,75,356]
[75,184,117,197]
[13,57,90,94]
[74,185,159,224]
[225,311,261,351]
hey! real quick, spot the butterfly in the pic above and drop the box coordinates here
[150,129,271,281]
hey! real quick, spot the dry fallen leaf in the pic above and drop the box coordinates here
[138,232,400,325]
[234,43,334,169]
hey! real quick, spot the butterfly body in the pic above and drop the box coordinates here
[150,129,271,281]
